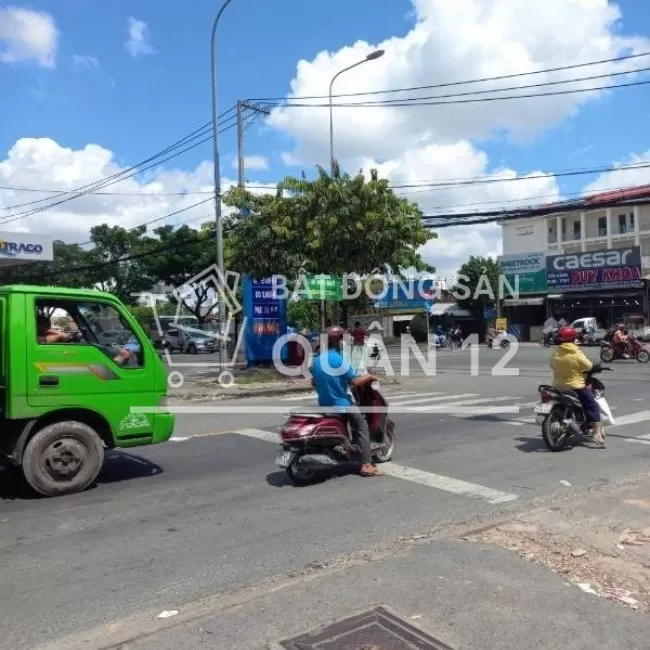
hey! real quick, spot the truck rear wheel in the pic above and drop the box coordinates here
[22,421,105,497]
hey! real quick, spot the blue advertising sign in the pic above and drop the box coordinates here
[243,275,288,365]
[374,278,437,311]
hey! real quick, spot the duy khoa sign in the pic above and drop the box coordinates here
[546,247,643,292]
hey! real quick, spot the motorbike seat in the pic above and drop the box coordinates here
[289,408,348,421]
[554,387,579,398]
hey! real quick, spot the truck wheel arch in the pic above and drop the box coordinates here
[4,409,115,465]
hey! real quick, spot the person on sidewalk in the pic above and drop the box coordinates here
[311,326,382,476]
[550,326,605,448]
[349,320,367,370]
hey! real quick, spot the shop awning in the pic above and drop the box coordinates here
[503,297,545,307]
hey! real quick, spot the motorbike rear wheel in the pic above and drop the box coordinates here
[637,349,650,363]
[542,407,571,452]
[372,430,395,463]
[600,346,614,362]
[286,457,319,486]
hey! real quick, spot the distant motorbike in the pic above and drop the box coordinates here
[534,365,614,452]
[600,335,650,363]
[541,330,558,347]
[275,379,395,485]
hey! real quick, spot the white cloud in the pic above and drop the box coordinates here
[0,7,57,67]
[357,140,560,278]
[125,17,155,58]
[239,155,269,171]
[0,138,276,244]
[266,0,648,278]
[582,150,650,195]
[72,54,100,71]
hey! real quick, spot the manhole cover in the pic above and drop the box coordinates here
[274,605,453,649]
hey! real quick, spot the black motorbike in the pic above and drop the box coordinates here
[541,330,559,347]
[534,365,613,451]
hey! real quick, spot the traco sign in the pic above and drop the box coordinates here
[0,239,44,257]
[546,247,643,292]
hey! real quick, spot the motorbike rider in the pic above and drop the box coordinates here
[311,326,382,477]
[612,322,630,358]
[550,326,605,448]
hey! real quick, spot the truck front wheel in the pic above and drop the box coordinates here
[22,421,105,497]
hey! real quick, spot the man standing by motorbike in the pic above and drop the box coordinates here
[311,326,382,477]
[550,327,605,448]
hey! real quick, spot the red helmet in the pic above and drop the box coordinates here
[326,326,345,347]
[558,326,577,343]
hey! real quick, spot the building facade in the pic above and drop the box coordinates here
[498,186,650,340]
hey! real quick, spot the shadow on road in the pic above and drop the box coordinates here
[514,436,553,453]
[0,451,163,501]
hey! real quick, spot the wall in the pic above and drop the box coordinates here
[500,218,547,255]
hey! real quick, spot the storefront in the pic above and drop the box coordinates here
[545,246,646,328]
[0,231,53,268]
[497,252,547,340]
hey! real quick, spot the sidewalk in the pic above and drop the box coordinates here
[45,476,650,650]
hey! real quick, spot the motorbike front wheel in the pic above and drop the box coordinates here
[286,457,319,486]
[542,407,571,452]
[373,430,395,463]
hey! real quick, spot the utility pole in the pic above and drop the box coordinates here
[236,100,271,189]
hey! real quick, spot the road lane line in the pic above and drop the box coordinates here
[626,433,650,445]
[379,463,518,503]
[411,396,519,412]
[389,392,469,406]
[612,410,650,427]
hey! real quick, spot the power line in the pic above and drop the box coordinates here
[0,107,238,218]
[246,50,650,102]
[264,77,650,109]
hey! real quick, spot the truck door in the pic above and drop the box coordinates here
[26,296,158,440]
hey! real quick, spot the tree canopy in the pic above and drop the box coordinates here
[0,167,438,320]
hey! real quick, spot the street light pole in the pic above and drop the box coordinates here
[210,0,234,367]
[328,49,384,174]
[325,49,384,329]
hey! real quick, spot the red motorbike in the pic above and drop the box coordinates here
[275,381,395,485]
[600,335,650,363]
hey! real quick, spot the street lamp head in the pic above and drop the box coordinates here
[366,49,385,61]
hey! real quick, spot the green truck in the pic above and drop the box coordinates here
[0,285,175,497]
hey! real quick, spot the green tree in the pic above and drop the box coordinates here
[85,225,158,304]
[454,256,501,337]
[287,299,318,330]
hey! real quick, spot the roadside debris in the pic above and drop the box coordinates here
[157,610,179,619]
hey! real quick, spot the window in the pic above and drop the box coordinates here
[630,211,635,230]
[598,216,607,237]
[35,299,143,368]
[618,214,627,234]
[572,221,580,239]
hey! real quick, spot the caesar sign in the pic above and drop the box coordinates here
[551,249,635,270]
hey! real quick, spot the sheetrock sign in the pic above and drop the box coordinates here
[546,247,643,292]
[0,231,53,262]
[497,253,546,294]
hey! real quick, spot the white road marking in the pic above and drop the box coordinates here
[231,428,280,443]
[389,393,473,406]
[612,410,650,427]
[626,433,650,446]
[169,427,519,503]
[411,396,519,413]
[379,463,518,504]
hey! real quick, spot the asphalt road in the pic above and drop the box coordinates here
[2,346,650,648]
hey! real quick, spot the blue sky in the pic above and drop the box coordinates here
[2,0,650,276]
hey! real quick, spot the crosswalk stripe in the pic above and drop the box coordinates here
[378,464,518,503]
[612,410,650,427]
[409,395,519,413]
[389,392,465,406]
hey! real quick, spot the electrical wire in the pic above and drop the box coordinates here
[0,106,238,217]
[246,50,650,102]
[263,77,650,109]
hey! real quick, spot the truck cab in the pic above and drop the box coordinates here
[0,285,174,497]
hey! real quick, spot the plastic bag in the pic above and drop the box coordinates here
[595,395,615,426]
